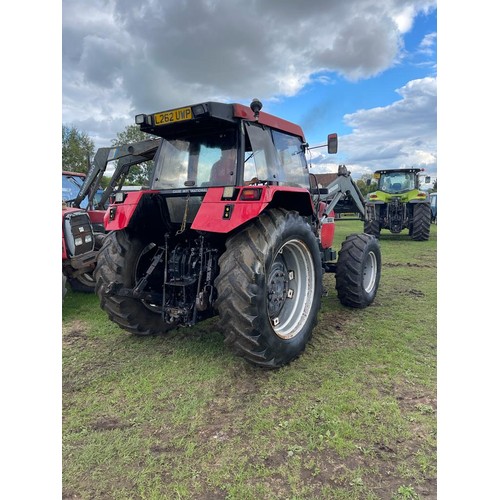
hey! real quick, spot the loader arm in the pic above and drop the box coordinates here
[94,142,161,210]
[74,138,161,209]
[318,165,366,219]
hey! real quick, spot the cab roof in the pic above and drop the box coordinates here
[136,101,305,141]
[374,168,423,175]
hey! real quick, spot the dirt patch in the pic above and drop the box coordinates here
[91,417,133,432]
[62,320,89,345]
[384,262,436,268]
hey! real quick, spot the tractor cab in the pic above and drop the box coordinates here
[117,101,316,232]
[137,100,310,192]
[374,168,421,194]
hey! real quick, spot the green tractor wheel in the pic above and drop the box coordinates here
[410,203,431,241]
[363,205,380,238]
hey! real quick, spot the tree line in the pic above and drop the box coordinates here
[62,124,154,186]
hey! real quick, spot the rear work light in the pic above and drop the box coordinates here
[114,192,125,203]
[192,103,209,117]
[240,188,262,201]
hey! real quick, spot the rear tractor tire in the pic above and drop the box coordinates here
[335,233,381,308]
[214,209,323,369]
[363,219,380,239]
[363,205,380,238]
[410,203,431,241]
[95,230,174,336]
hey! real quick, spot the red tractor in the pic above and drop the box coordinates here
[62,204,101,296]
[62,170,107,294]
[62,141,160,296]
[95,100,381,368]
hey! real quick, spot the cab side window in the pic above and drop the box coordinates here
[271,130,309,188]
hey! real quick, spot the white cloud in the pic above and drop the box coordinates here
[419,32,437,56]
[392,5,416,33]
[62,0,437,146]
[333,77,437,176]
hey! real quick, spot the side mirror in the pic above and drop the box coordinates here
[425,176,431,184]
[327,133,338,154]
[366,179,371,186]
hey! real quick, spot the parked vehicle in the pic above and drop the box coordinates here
[94,100,382,368]
[62,171,106,294]
[430,192,437,223]
[62,171,105,211]
[364,168,432,240]
[62,142,159,295]
[62,204,100,294]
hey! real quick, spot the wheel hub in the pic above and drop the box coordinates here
[267,260,288,317]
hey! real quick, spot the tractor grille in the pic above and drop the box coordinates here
[63,211,95,257]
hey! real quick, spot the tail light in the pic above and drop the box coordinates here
[240,188,262,201]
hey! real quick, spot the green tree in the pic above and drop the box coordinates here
[62,125,95,172]
[111,125,155,185]
[356,173,377,197]
[356,179,368,197]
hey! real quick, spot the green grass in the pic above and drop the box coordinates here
[63,221,437,499]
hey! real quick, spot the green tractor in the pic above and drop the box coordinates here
[364,168,432,241]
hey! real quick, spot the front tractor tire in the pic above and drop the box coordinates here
[68,271,96,293]
[214,209,322,369]
[335,233,381,308]
[67,232,107,294]
[95,230,173,336]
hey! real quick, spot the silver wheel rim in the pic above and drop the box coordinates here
[76,272,96,287]
[363,251,377,293]
[267,239,315,340]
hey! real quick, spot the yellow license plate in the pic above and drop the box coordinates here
[153,106,193,126]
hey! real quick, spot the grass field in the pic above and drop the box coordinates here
[62,220,437,499]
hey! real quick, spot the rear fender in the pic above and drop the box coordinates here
[369,189,427,204]
[104,191,150,230]
[191,186,314,234]
[408,194,430,203]
[367,191,394,203]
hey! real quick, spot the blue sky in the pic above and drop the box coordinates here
[266,9,436,145]
[60,0,437,184]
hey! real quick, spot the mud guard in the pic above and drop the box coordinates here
[103,191,147,231]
